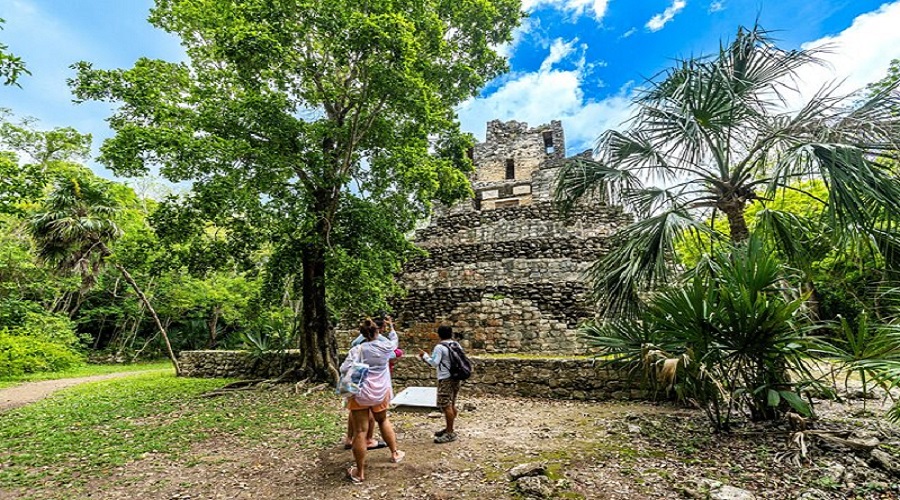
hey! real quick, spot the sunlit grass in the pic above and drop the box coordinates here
[0,361,173,389]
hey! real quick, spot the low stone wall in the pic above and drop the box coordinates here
[178,350,649,401]
[179,350,304,380]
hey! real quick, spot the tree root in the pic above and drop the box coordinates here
[200,376,333,398]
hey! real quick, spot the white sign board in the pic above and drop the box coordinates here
[391,386,437,408]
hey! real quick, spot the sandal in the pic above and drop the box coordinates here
[368,440,388,450]
[391,450,406,464]
[345,440,387,450]
[348,466,363,483]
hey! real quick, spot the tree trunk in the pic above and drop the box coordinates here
[720,200,750,244]
[97,242,180,375]
[208,306,221,349]
[298,239,339,383]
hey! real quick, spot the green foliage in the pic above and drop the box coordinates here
[677,181,829,268]
[0,331,83,377]
[867,59,900,99]
[0,109,277,367]
[0,294,85,377]
[0,112,94,216]
[0,299,81,345]
[240,308,298,355]
[811,313,900,408]
[28,174,122,276]
[585,238,814,430]
[0,18,29,87]
[70,0,523,379]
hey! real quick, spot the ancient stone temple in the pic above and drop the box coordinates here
[393,119,631,355]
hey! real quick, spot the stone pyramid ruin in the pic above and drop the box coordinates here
[392,119,631,355]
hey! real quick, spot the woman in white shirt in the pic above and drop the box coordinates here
[340,318,405,482]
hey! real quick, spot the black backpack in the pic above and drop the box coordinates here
[441,340,472,381]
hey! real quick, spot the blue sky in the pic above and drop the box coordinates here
[2,0,900,181]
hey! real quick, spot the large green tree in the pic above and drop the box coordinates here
[556,25,900,316]
[71,0,521,381]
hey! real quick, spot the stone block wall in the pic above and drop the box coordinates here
[177,350,650,401]
[394,201,631,355]
[391,356,649,400]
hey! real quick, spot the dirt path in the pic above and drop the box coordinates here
[0,370,163,412]
[2,386,899,499]
[82,396,668,500]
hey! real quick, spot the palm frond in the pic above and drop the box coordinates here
[553,158,642,215]
[586,208,708,317]
[28,174,123,273]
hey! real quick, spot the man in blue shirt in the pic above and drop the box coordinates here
[419,325,460,443]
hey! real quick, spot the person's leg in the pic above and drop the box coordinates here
[446,381,460,434]
[434,380,460,443]
[372,409,404,463]
[344,414,354,447]
[350,409,370,480]
[367,410,377,447]
[445,403,457,433]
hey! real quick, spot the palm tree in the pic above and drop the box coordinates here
[29,175,180,374]
[556,25,900,316]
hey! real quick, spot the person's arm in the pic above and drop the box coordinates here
[420,344,444,367]
[340,346,361,374]
[385,318,399,350]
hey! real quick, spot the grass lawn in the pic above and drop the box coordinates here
[0,372,343,492]
[0,361,174,389]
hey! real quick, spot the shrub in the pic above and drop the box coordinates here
[585,237,815,431]
[0,299,85,377]
[0,299,82,346]
[0,331,84,377]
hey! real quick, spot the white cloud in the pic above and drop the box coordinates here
[522,0,610,21]
[646,0,687,32]
[784,1,900,110]
[457,40,633,154]
[621,27,637,38]
[708,1,724,13]
[540,38,578,72]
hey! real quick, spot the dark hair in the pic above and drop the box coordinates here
[437,325,453,340]
[359,318,378,341]
[374,317,385,330]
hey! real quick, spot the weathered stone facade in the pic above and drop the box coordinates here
[178,350,649,401]
[388,120,630,355]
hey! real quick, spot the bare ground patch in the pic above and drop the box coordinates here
[5,387,900,499]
